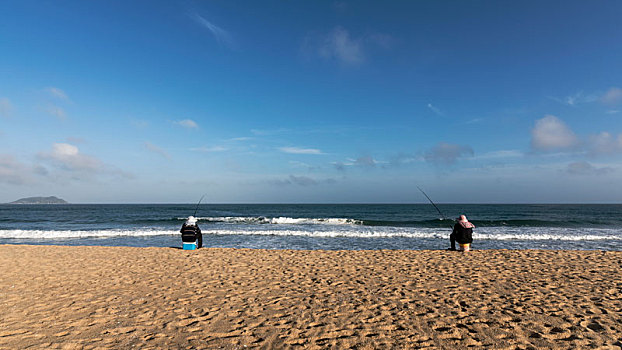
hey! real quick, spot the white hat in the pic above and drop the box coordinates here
[186,216,198,225]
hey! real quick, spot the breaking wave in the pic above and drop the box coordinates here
[0,229,173,239]
[186,216,364,225]
[173,216,620,228]
[2,227,620,241]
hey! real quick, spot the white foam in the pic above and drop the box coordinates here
[187,216,363,225]
[474,227,621,241]
[200,228,442,239]
[0,229,175,239]
[200,226,622,240]
[1,226,620,241]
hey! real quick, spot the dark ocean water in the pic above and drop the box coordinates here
[1,204,621,251]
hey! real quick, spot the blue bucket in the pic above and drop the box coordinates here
[182,242,197,250]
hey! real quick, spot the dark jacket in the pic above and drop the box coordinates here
[180,223,202,245]
[451,223,473,245]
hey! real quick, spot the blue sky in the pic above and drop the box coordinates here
[1,0,622,203]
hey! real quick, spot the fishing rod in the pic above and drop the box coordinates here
[192,194,206,217]
[417,186,448,220]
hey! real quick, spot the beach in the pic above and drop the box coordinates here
[1,245,621,349]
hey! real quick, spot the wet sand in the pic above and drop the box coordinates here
[1,245,621,349]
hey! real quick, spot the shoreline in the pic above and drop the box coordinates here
[1,245,621,349]
[3,242,622,252]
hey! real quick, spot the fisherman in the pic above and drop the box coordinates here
[180,216,202,249]
[449,215,475,252]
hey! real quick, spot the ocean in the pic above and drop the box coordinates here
[1,204,621,251]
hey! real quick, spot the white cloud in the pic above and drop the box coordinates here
[251,128,289,136]
[0,155,33,185]
[463,118,483,125]
[549,87,622,107]
[530,115,579,152]
[289,175,318,186]
[38,143,102,172]
[269,175,336,187]
[600,87,622,105]
[190,13,235,49]
[45,87,69,100]
[191,146,227,153]
[333,155,385,170]
[549,91,598,106]
[144,142,170,159]
[305,27,393,67]
[354,155,377,167]
[54,143,78,156]
[588,132,622,155]
[424,142,474,164]
[279,147,323,155]
[36,143,132,181]
[319,27,364,65]
[0,98,12,118]
[427,103,443,116]
[289,161,318,171]
[566,161,613,175]
[333,161,348,171]
[529,115,622,156]
[475,150,523,160]
[174,119,199,129]
[47,105,66,120]
[563,94,578,106]
[3,148,126,186]
[229,137,252,142]
[387,154,419,167]
[567,92,596,106]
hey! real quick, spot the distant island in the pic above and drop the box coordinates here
[9,196,69,204]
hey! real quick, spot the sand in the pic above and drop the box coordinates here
[0,245,621,349]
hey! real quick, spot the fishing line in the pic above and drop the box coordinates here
[417,186,448,220]
[193,194,206,217]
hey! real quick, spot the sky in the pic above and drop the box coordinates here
[1,0,622,203]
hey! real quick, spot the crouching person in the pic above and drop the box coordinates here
[180,216,202,249]
[450,215,474,252]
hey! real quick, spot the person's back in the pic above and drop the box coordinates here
[450,215,474,252]
[180,216,203,248]
[453,223,473,244]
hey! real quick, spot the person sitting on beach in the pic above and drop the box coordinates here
[180,216,202,249]
[449,215,475,252]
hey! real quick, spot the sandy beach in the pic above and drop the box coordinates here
[1,245,621,349]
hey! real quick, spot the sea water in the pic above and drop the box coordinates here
[1,204,621,251]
